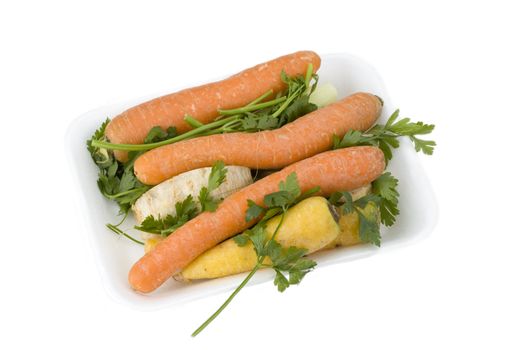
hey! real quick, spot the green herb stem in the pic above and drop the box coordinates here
[304,63,313,95]
[192,213,286,336]
[184,115,204,128]
[246,89,273,106]
[90,115,239,151]
[218,96,287,116]
[271,89,301,118]
[191,260,262,337]
[103,187,147,200]
[106,223,144,245]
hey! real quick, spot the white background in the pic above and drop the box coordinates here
[1,1,523,349]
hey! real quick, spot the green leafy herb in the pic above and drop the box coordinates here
[89,64,319,153]
[192,172,317,336]
[245,199,264,222]
[198,161,228,212]
[281,95,317,124]
[329,172,401,246]
[86,120,151,217]
[371,172,400,226]
[144,126,177,144]
[354,198,382,246]
[134,195,199,236]
[333,109,436,161]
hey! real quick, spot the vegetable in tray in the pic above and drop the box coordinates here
[85,50,436,336]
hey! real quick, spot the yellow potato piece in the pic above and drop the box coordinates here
[180,196,340,280]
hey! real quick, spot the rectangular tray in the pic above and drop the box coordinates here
[65,53,438,310]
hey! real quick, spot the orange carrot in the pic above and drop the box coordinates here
[134,92,382,185]
[128,146,385,293]
[105,51,321,161]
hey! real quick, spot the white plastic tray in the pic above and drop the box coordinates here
[65,53,438,310]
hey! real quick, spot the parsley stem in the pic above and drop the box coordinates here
[104,187,146,199]
[192,261,262,337]
[218,96,287,116]
[304,63,313,95]
[91,115,239,151]
[271,89,301,118]
[246,89,274,106]
[268,209,286,241]
[105,223,144,245]
[192,212,287,336]
[113,210,129,227]
[184,115,203,128]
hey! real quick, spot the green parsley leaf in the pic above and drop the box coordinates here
[279,172,301,199]
[282,95,317,124]
[176,195,199,219]
[333,109,436,161]
[356,203,381,246]
[247,225,267,256]
[288,269,307,285]
[207,161,227,192]
[274,270,290,292]
[144,126,177,144]
[271,246,308,270]
[372,172,400,226]
[233,234,250,247]
[134,194,199,236]
[291,258,317,272]
[245,200,264,222]
[256,115,280,130]
[199,161,228,212]
[263,190,295,209]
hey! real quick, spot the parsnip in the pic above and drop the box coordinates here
[132,166,253,224]
[178,196,340,280]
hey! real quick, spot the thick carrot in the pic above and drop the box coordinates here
[128,146,385,293]
[105,51,321,161]
[134,92,382,185]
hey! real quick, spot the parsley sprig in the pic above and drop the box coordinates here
[87,123,185,242]
[198,161,228,212]
[329,172,400,247]
[87,120,151,215]
[192,173,319,336]
[89,64,318,153]
[333,109,436,161]
[134,195,199,236]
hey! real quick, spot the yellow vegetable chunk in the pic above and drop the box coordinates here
[179,196,340,280]
[324,201,379,249]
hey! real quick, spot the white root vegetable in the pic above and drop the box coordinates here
[132,166,253,224]
[309,83,338,107]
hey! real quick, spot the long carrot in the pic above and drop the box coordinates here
[128,146,385,293]
[105,51,321,161]
[133,92,382,185]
